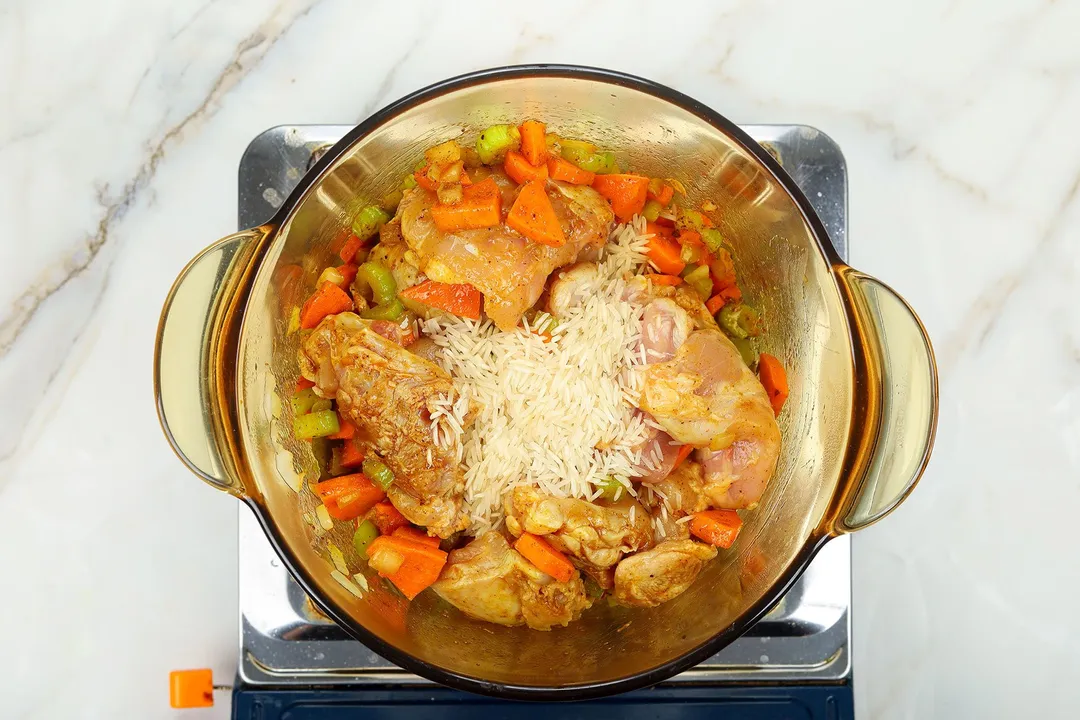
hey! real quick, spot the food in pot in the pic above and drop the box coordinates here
[283,118,791,628]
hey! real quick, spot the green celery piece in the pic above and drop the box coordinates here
[362,457,395,490]
[642,199,663,222]
[476,124,521,164]
[352,205,390,241]
[294,410,340,440]
[353,520,379,555]
[291,388,318,415]
[684,264,713,299]
[356,261,397,306]
[360,299,405,321]
[701,228,725,253]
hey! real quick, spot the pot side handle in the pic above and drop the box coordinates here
[154,229,268,496]
[833,269,939,533]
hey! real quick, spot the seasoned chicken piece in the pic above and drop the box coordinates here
[640,298,692,363]
[629,420,683,483]
[639,460,708,543]
[613,539,717,608]
[432,531,591,630]
[504,487,653,568]
[639,329,780,509]
[546,262,599,318]
[298,313,467,536]
[397,169,614,331]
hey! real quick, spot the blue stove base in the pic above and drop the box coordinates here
[233,682,854,719]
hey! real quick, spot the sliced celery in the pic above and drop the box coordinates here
[353,520,379,556]
[293,410,340,440]
[362,457,395,491]
[351,205,390,241]
[476,124,521,164]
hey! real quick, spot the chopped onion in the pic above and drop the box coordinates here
[352,573,369,591]
[369,546,404,576]
[328,542,349,575]
[315,504,334,530]
[318,266,346,287]
[331,569,363,598]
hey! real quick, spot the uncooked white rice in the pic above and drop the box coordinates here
[422,218,656,533]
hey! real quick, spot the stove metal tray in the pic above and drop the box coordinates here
[236,124,851,687]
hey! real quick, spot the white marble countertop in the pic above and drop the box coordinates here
[2,0,1078,717]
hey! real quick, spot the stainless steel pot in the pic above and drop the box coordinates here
[154,66,937,699]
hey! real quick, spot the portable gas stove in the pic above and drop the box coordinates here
[232,124,853,719]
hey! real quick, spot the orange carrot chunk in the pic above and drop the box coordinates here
[592,174,649,222]
[370,501,409,536]
[519,120,547,166]
[689,509,743,548]
[673,443,695,471]
[757,353,789,416]
[647,181,675,206]
[340,437,366,468]
[399,279,483,320]
[644,226,686,276]
[339,234,364,264]
[300,281,353,329]
[392,526,442,548]
[327,418,356,440]
[513,533,575,583]
[546,156,595,185]
[366,535,448,600]
[315,473,385,521]
[705,294,726,316]
[430,177,501,232]
[296,377,316,392]
[504,150,549,185]
[507,180,566,247]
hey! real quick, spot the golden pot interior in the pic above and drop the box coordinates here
[158,70,935,693]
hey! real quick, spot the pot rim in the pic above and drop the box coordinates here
[248,63,845,700]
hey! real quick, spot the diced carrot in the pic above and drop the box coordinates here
[430,177,501,232]
[370,501,409,536]
[757,353,789,416]
[710,249,737,290]
[315,473,385,521]
[393,526,441,548]
[706,294,726,316]
[300,281,353,330]
[648,181,675,206]
[689,509,743,549]
[414,166,437,191]
[340,437,366,468]
[366,535,448,600]
[296,378,316,392]
[513,533,574,583]
[339,234,363,264]
[646,274,683,286]
[507,180,566,247]
[504,150,549,185]
[592,174,649,222]
[678,230,703,248]
[327,418,355,440]
[673,443,695,470]
[336,263,358,288]
[717,284,742,304]
[546,156,595,185]
[519,120,547,166]
[646,220,675,241]
[644,226,686,276]
[399,279,483,320]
